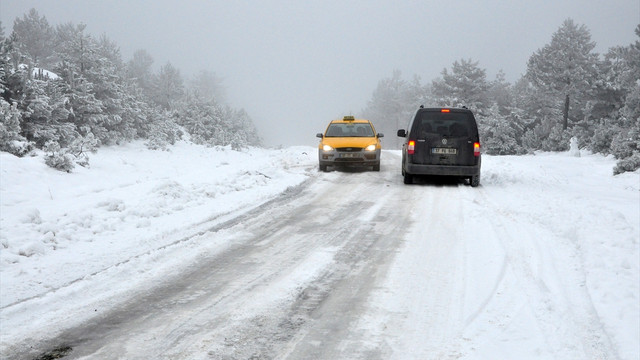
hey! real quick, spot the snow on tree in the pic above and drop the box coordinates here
[43,139,74,172]
[152,62,184,110]
[19,78,73,148]
[144,109,183,151]
[10,8,55,69]
[478,103,524,155]
[431,59,489,115]
[0,22,10,101]
[526,19,598,131]
[1,7,264,167]
[85,35,139,144]
[126,49,155,100]
[0,98,33,156]
[487,70,513,116]
[585,24,640,173]
[224,107,261,150]
[190,70,226,104]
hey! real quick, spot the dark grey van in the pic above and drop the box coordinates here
[397,107,481,186]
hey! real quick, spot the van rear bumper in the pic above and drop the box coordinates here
[405,162,481,177]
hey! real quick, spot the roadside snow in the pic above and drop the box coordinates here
[1,143,638,359]
[357,151,640,360]
[0,141,316,308]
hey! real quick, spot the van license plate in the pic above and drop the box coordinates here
[432,148,457,155]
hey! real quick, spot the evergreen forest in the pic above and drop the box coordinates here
[1,9,260,172]
[363,19,640,174]
[1,10,639,174]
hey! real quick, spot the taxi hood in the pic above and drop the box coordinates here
[322,137,378,148]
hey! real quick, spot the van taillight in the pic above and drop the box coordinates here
[408,140,415,155]
[474,142,481,156]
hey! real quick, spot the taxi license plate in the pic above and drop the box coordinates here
[432,147,457,155]
[340,153,358,158]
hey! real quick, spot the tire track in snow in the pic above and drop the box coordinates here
[351,180,474,359]
[19,154,407,359]
[474,188,619,359]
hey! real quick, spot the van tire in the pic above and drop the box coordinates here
[470,174,480,187]
[403,173,413,184]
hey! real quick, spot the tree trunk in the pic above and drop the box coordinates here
[563,94,570,130]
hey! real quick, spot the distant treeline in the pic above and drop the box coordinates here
[362,19,640,174]
[1,9,260,172]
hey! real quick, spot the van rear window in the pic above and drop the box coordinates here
[414,112,474,138]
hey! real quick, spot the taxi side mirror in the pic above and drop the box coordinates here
[316,133,323,138]
[397,129,406,137]
[377,133,384,138]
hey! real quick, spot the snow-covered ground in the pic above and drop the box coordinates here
[1,142,314,307]
[1,142,638,359]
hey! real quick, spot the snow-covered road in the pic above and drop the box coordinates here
[1,144,638,359]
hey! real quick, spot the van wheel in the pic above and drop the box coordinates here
[403,173,413,184]
[470,175,480,187]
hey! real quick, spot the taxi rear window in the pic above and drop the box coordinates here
[326,123,374,137]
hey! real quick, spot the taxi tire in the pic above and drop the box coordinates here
[373,163,380,171]
[319,164,328,172]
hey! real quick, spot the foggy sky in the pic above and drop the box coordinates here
[1,0,638,146]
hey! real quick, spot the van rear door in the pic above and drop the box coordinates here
[409,110,478,166]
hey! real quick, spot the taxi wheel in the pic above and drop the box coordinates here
[319,164,328,172]
[373,163,380,171]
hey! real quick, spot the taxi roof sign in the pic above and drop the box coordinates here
[343,115,355,121]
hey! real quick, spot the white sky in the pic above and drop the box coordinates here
[1,0,638,146]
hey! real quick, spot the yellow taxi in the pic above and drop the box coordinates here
[316,116,384,171]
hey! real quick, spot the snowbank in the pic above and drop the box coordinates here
[0,142,317,307]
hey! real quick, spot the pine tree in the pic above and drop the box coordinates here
[190,70,226,104]
[479,103,524,155]
[514,76,564,147]
[11,8,55,69]
[20,78,65,147]
[2,8,263,158]
[432,59,489,115]
[487,70,513,116]
[86,35,138,144]
[1,21,10,102]
[610,25,640,173]
[126,49,155,99]
[526,19,598,130]
[0,98,32,156]
[152,62,184,110]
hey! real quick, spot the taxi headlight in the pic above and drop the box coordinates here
[322,144,334,152]
[365,144,376,151]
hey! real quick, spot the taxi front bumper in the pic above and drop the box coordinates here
[318,149,381,167]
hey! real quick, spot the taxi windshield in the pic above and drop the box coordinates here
[325,123,374,137]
